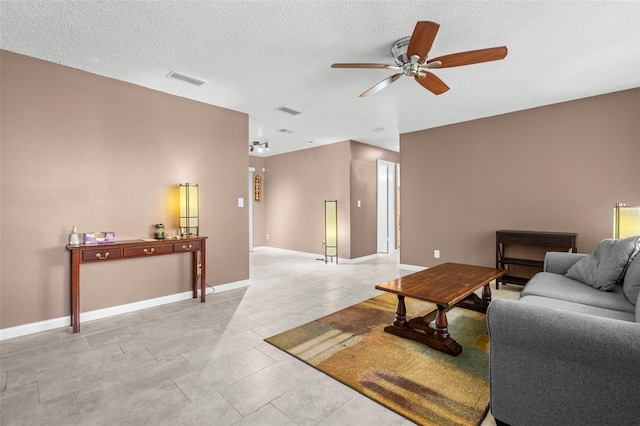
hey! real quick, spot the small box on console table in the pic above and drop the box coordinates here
[83,231,116,245]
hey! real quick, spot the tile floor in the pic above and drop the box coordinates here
[0,250,522,425]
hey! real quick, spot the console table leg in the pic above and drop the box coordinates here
[71,250,80,333]
[192,251,198,299]
[200,239,206,303]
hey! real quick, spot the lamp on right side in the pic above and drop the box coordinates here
[613,203,640,239]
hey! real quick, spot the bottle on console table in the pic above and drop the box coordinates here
[69,226,80,246]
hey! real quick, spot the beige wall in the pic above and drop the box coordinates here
[1,50,250,329]
[264,142,352,257]
[249,156,266,248]
[350,141,400,258]
[262,141,399,259]
[400,88,640,268]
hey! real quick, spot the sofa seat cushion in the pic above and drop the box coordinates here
[521,272,635,314]
[519,295,636,322]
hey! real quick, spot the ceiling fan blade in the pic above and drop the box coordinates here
[407,21,440,59]
[360,73,403,97]
[427,46,508,68]
[331,63,400,69]
[414,72,450,95]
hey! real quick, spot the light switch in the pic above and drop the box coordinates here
[357,200,361,208]
[238,197,244,207]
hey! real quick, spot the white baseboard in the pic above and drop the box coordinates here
[0,280,251,341]
[340,253,378,264]
[258,246,381,264]
[260,246,323,260]
[399,263,428,271]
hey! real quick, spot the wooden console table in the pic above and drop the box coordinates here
[496,230,576,288]
[67,237,207,333]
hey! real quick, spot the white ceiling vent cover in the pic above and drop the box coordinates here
[275,106,301,116]
[166,71,206,87]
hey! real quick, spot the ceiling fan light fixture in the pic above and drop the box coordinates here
[391,36,411,66]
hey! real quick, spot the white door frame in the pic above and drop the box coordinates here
[377,160,396,253]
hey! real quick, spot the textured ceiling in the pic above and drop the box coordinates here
[1,1,639,156]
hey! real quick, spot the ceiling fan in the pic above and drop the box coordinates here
[331,21,508,97]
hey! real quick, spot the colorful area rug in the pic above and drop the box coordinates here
[265,292,490,426]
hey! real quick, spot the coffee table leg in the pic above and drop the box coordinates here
[434,304,450,341]
[482,283,492,306]
[393,295,407,327]
[383,301,463,356]
[458,283,492,314]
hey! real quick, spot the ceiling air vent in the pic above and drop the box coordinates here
[278,129,294,134]
[275,105,301,116]
[166,71,206,87]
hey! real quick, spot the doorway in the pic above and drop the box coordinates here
[377,159,396,254]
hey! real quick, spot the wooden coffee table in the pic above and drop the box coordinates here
[375,262,505,356]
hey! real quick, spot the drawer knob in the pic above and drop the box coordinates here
[96,252,110,260]
[182,244,193,250]
[143,248,155,255]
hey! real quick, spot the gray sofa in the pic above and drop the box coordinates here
[487,247,640,426]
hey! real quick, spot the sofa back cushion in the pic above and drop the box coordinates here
[623,255,640,306]
[566,236,640,291]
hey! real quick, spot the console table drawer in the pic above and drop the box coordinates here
[173,241,201,252]
[123,244,173,258]
[82,248,122,262]
[497,232,575,248]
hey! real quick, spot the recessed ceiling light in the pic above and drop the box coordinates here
[373,127,385,132]
[278,129,294,134]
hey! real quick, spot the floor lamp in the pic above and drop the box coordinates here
[324,200,338,264]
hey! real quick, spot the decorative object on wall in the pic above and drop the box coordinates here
[249,141,269,153]
[613,203,640,239]
[324,200,338,264]
[179,183,199,238]
[254,175,262,201]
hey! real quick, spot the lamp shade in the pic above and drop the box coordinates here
[179,183,199,237]
[613,204,640,239]
[325,200,338,263]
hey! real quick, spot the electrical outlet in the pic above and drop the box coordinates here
[266,234,269,240]
[434,250,440,259]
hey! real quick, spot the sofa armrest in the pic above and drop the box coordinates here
[487,299,640,426]
[543,252,587,274]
